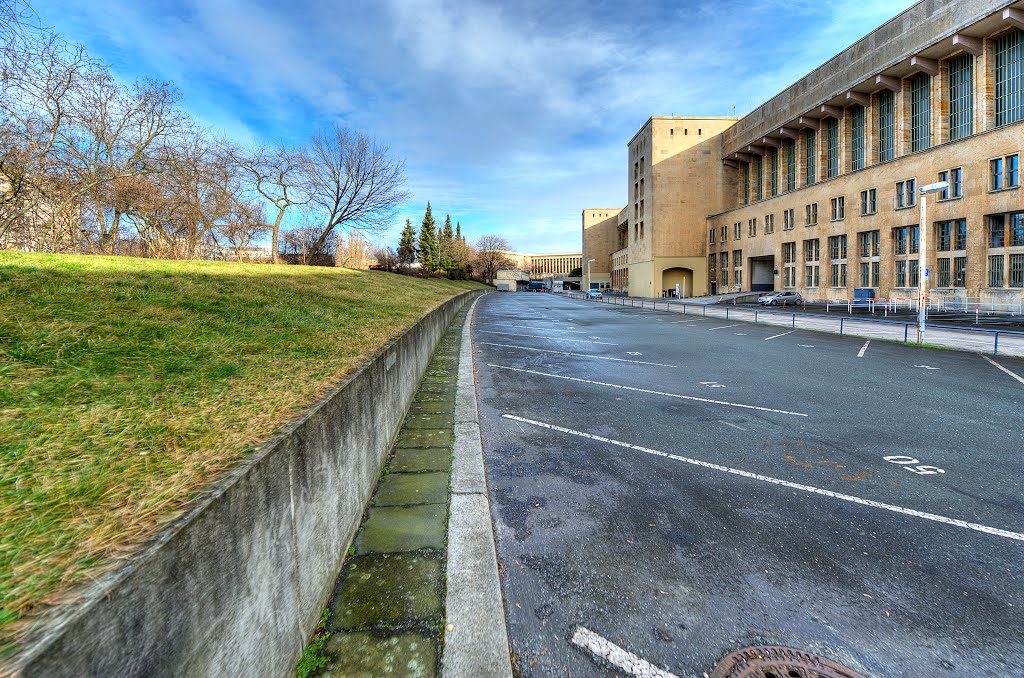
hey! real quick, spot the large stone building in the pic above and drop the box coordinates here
[504,251,583,281]
[584,0,1024,307]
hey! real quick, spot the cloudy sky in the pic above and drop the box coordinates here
[35,0,914,253]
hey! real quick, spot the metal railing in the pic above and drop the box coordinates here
[565,292,1024,356]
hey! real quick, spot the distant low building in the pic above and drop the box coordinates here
[502,251,583,281]
[493,269,530,291]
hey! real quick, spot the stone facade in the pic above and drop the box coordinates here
[583,0,1024,304]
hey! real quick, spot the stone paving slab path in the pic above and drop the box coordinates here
[310,304,471,678]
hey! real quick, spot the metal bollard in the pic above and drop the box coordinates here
[840,317,844,336]
[995,332,1000,355]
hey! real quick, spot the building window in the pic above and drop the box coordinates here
[745,161,753,204]
[990,254,1005,287]
[896,260,908,287]
[804,129,817,185]
[734,222,742,240]
[830,196,845,221]
[753,155,763,201]
[910,73,931,152]
[937,257,951,287]
[860,188,877,215]
[938,168,963,200]
[783,242,797,287]
[733,250,743,288]
[1012,253,1024,287]
[991,154,1020,190]
[768,147,779,197]
[826,117,840,179]
[805,203,818,226]
[948,54,974,141]
[765,213,775,234]
[851,105,865,171]
[995,28,1024,127]
[953,219,967,250]
[720,252,729,288]
[710,228,716,245]
[804,239,820,287]
[954,256,967,287]
[785,138,797,191]
[783,208,795,231]
[1014,213,1024,246]
[720,226,727,243]
[990,215,1006,248]
[877,90,895,162]
[859,230,880,287]
[894,226,920,256]
[748,218,757,238]
[896,179,917,208]
[829,235,848,287]
[937,221,952,251]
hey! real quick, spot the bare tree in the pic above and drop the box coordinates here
[235,143,309,263]
[335,227,370,269]
[369,244,398,272]
[304,124,407,259]
[210,198,268,262]
[474,234,514,285]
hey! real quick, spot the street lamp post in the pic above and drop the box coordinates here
[917,181,949,344]
[587,258,595,291]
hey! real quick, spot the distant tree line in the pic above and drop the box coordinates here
[0,3,405,264]
[370,202,514,284]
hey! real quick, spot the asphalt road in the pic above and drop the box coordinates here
[472,292,1024,678]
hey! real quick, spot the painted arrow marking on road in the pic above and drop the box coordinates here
[699,381,726,388]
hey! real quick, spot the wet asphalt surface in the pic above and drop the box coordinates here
[472,292,1024,678]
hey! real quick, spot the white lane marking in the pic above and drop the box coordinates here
[914,364,940,370]
[486,364,807,417]
[480,343,676,367]
[505,415,1024,544]
[571,627,678,678]
[983,355,1024,386]
[857,340,871,358]
[883,455,945,475]
[699,381,726,388]
[627,351,643,356]
[734,333,748,336]
[708,324,740,331]
[798,344,815,348]
[671,320,697,324]
[476,330,619,345]
[482,323,586,333]
[722,421,748,431]
[764,330,795,341]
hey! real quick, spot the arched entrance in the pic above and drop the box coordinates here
[661,267,693,298]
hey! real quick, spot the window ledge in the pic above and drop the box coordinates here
[936,196,963,203]
[861,211,877,217]
[989,185,1021,194]
[894,205,916,211]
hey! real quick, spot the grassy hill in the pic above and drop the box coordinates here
[0,251,485,652]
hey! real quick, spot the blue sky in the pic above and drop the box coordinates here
[36,0,914,253]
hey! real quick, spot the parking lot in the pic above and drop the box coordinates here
[473,292,1024,677]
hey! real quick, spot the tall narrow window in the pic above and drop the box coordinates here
[768,147,779,197]
[850,105,865,171]
[948,54,974,140]
[804,129,817,185]
[877,90,895,162]
[995,28,1024,127]
[753,155,763,201]
[826,118,840,178]
[785,139,796,192]
[742,162,750,205]
[910,74,931,152]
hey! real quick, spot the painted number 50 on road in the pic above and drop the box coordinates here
[884,455,946,475]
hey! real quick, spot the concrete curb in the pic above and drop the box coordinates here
[443,294,513,678]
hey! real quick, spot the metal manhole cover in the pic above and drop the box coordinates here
[709,646,866,678]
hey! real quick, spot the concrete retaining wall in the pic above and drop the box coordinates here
[12,290,481,677]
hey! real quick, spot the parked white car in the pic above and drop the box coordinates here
[586,289,603,299]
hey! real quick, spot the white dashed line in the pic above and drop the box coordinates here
[857,340,871,358]
[671,320,697,324]
[504,414,1024,544]
[983,355,1024,385]
[481,323,586,333]
[486,364,807,416]
[480,343,676,367]
[764,330,795,341]
[722,421,748,431]
[571,627,678,678]
[476,330,619,345]
[708,324,739,331]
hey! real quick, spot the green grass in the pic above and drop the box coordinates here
[0,251,484,654]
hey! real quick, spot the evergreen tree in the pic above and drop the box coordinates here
[397,218,417,266]
[417,202,437,270]
[455,222,462,243]
[438,214,455,270]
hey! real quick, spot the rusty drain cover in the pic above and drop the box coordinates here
[709,646,866,678]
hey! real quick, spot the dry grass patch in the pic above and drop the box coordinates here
[0,251,485,655]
